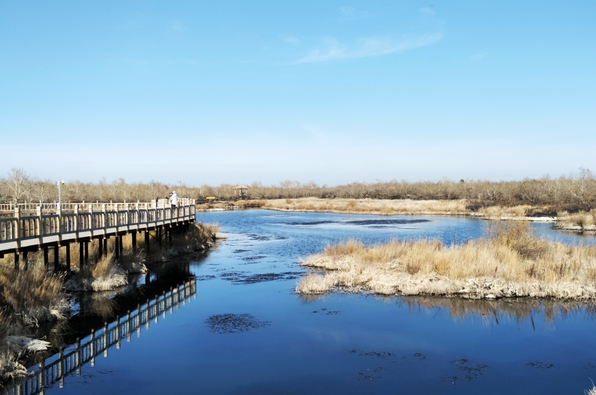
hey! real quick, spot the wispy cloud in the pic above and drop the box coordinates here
[471,52,488,60]
[419,7,435,15]
[340,6,356,16]
[340,6,374,20]
[280,34,299,44]
[294,33,442,64]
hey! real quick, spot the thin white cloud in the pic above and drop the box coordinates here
[419,7,435,15]
[340,6,356,16]
[294,33,442,64]
[280,34,299,44]
[340,6,374,20]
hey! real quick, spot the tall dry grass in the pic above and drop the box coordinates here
[297,221,596,299]
[557,210,596,230]
[262,198,470,216]
[0,264,66,326]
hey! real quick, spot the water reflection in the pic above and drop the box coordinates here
[395,295,596,324]
[3,280,197,395]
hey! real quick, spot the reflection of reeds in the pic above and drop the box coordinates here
[397,295,593,324]
[297,222,596,299]
[90,297,118,320]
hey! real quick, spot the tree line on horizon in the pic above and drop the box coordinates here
[1,167,595,211]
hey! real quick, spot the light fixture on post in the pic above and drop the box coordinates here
[57,180,65,209]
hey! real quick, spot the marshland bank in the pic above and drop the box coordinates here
[0,222,218,387]
[200,198,596,235]
[297,221,596,300]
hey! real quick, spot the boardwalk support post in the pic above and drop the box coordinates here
[79,242,84,268]
[66,243,70,272]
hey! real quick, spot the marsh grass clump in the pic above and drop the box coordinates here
[297,222,596,299]
[558,210,596,230]
[0,265,66,326]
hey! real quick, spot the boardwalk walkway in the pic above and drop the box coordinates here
[0,200,196,268]
[2,279,197,395]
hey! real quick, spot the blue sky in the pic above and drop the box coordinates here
[1,1,595,186]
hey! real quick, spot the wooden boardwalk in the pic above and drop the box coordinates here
[0,199,196,268]
[2,279,197,395]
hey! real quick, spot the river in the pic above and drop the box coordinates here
[8,210,596,395]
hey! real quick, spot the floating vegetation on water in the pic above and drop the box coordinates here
[205,313,270,334]
[241,256,267,261]
[310,308,339,315]
[219,271,303,285]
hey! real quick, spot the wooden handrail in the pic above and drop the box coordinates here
[0,200,196,254]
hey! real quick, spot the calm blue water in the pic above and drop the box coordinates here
[32,211,596,394]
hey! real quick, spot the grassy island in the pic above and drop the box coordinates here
[297,222,596,300]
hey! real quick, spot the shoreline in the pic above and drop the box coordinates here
[198,197,564,223]
[264,207,558,222]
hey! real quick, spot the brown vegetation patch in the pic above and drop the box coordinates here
[296,222,596,300]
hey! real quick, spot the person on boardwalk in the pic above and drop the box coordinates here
[171,191,178,209]
[166,193,171,206]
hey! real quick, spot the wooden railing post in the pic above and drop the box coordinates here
[116,316,121,349]
[90,329,95,367]
[56,201,62,246]
[102,204,107,238]
[59,348,64,387]
[39,360,45,394]
[103,322,108,357]
[74,205,79,241]
[37,206,43,247]
[114,204,119,230]
[125,203,130,234]
[75,337,81,375]
[14,206,21,253]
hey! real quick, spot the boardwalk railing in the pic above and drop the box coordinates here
[0,199,196,255]
[2,279,197,395]
[0,199,185,213]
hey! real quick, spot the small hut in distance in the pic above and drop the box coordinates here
[233,185,249,199]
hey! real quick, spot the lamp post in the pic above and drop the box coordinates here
[57,180,64,209]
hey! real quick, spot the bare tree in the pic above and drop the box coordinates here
[6,168,32,204]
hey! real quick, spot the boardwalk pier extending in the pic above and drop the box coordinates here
[0,199,196,270]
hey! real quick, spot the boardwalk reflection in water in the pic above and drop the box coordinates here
[3,279,197,395]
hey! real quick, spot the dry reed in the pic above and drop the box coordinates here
[0,264,66,326]
[263,198,471,216]
[557,210,596,231]
[297,222,596,299]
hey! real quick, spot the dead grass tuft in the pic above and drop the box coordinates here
[297,222,596,299]
[0,266,64,313]
[558,210,596,230]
